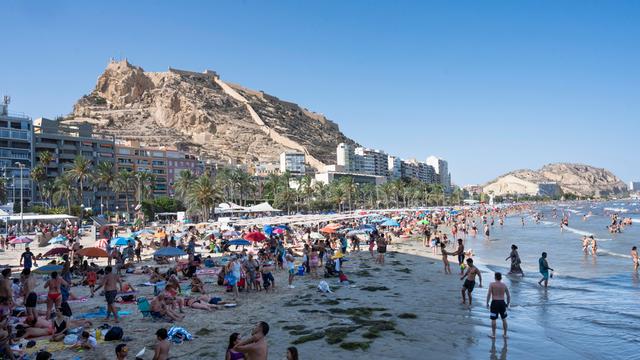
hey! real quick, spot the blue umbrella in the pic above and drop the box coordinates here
[228,239,251,246]
[346,230,366,237]
[154,247,186,257]
[111,236,134,247]
[263,225,274,236]
[133,229,154,236]
[48,235,67,244]
[276,225,291,231]
[33,264,64,274]
[381,219,401,227]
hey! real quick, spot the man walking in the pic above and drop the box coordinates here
[460,258,482,306]
[93,266,122,322]
[486,272,510,339]
[538,252,554,287]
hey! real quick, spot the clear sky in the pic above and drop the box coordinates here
[2,0,638,185]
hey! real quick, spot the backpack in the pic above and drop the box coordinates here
[105,326,123,341]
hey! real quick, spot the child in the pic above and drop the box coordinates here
[260,255,275,293]
[154,328,171,360]
[85,270,97,297]
[285,252,296,289]
[338,271,350,284]
[440,243,451,274]
[72,331,97,350]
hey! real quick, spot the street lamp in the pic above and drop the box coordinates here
[14,162,24,234]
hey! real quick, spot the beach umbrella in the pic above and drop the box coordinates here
[95,238,108,249]
[276,225,291,231]
[272,228,285,235]
[79,247,108,258]
[10,236,33,244]
[381,219,400,227]
[33,264,63,274]
[154,247,186,257]
[310,232,325,240]
[419,220,430,225]
[133,229,154,236]
[154,232,166,238]
[204,230,220,238]
[243,232,266,242]
[223,230,240,238]
[319,226,338,234]
[346,230,366,237]
[110,236,134,247]
[228,239,251,246]
[48,235,68,244]
[43,247,69,257]
[263,225,274,236]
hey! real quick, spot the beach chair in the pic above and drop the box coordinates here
[137,297,152,318]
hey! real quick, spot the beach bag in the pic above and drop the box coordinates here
[167,326,192,344]
[105,326,123,341]
[318,281,332,293]
[63,334,78,345]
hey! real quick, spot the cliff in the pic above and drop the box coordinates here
[69,60,357,168]
[483,163,628,197]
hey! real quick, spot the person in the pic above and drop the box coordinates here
[582,236,590,254]
[20,247,36,270]
[93,265,123,322]
[460,258,482,306]
[226,257,241,299]
[226,332,245,360]
[285,252,296,289]
[260,257,275,293]
[486,272,510,339]
[505,245,523,276]
[44,271,67,316]
[150,293,183,321]
[21,268,38,321]
[85,269,97,297]
[136,239,143,263]
[309,247,319,279]
[538,252,554,287]
[591,238,598,256]
[115,343,129,360]
[184,295,219,311]
[71,331,97,350]
[286,346,299,360]
[51,310,68,342]
[440,243,451,274]
[0,314,14,360]
[234,321,269,360]
[450,239,465,275]
[153,328,171,360]
[631,246,638,271]
[375,235,387,265]
[191,275,205,293]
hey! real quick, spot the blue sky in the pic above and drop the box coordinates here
[1,0,638,185]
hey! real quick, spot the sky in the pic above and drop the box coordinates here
[1,0,638,185]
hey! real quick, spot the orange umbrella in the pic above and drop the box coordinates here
[319,226,338,233]
[78,247,109,258]
[154,232,166,238]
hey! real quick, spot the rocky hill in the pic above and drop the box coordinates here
[69,60,357,169]
[483,163,628,197]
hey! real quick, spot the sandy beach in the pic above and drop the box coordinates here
[2,230,487,360]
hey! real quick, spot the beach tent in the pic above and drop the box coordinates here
[310,232,325,240]
[246,202,282,213]
[154,247,186,257]
[216,202,248,214]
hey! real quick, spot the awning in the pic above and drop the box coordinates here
[7,214,76,221]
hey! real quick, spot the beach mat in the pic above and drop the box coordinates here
[76,308,132,319]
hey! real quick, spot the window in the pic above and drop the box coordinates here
[118,148,130,155]
[10,122,21,129]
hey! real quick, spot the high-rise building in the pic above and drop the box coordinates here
[388,155,402,180]
[166,150,201,196]
[427,156,451,192]
[354,147,388,177]
[0,99,34,208]
[629,181,640,192]
[279,151,306,175]
[336,143,355,172]
[33,118,116,211]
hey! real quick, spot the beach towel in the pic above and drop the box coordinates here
[196,267,221,276]
[67,297,89,304]
[318,281,332,293]
[167,326,192,344]
[76,308,131,319]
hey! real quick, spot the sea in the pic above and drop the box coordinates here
[460,200,640,360]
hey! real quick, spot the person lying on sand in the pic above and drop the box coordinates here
[183,295,219,311]
[70,331,96,350]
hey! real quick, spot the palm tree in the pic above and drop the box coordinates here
[187,175,222,221]
[338,176,356,211]
[40,180,54,208]
[114,170,134,214]
[39,151,54,168]
[94,161,116,211]
[30,165,46,203]
[298,174,314,209]
[67,155,93,206]
[173,169,195,202]
[134,171,155,203]
[0,178,7,204]
[53,174,75,213]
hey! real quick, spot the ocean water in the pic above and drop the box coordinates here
[459,201,640,360]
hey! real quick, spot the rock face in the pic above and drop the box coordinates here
[484,163,628,197]
[70,60,357,168]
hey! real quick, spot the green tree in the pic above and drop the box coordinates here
[187,175,222,221]
[134,171,155,203]
[67,155,93,206]
[94,161,116,211]
[53,174,75,213]
[114,170,134,214]
[173,170,196,202]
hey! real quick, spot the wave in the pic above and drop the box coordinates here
[604,207,628,213]
[563,226,593,237]
[597,250,632,259]
[632,218,640,224]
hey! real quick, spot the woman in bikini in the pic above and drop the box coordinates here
[183,295,219,311]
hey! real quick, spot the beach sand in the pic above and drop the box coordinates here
[2,234,484,359]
